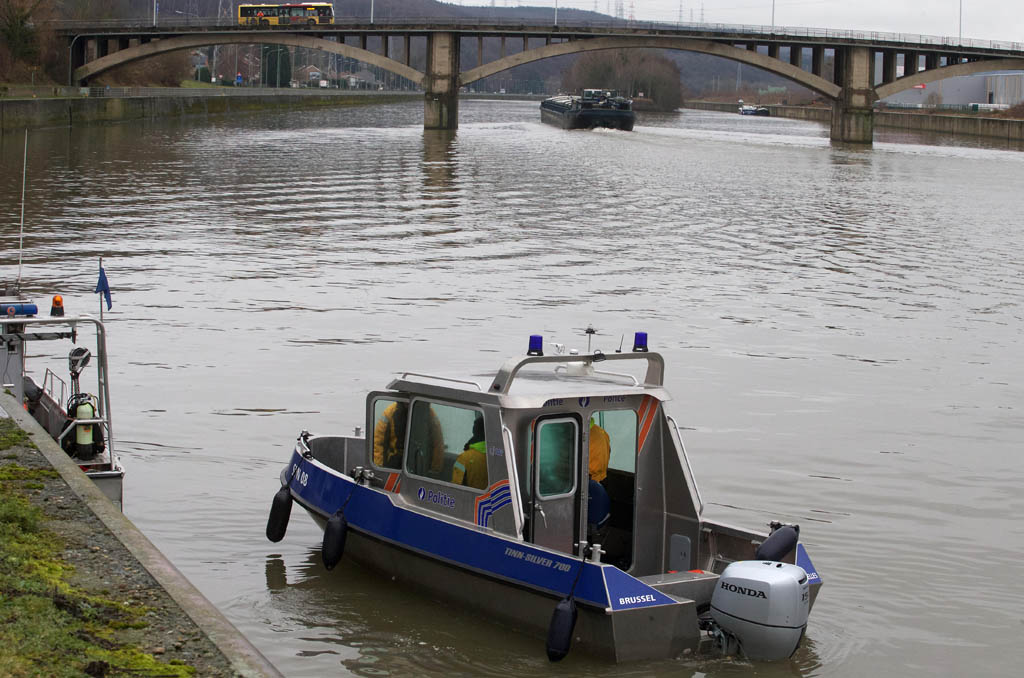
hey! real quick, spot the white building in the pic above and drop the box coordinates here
[881,71,1024,107]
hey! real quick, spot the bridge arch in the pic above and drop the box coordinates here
[874,57,1024,99]
[459,36,842,100]
[72,33,426,86]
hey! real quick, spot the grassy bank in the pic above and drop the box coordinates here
[0,418,194,678]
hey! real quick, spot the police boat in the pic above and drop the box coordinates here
[1,287,124,510]
[266,331,822,662]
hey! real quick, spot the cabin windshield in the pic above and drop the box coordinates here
[370,396,490,491]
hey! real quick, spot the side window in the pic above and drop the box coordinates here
[536,418,577,497]
[593,410,638,476]
[406,402,488,491]
[371,398,407,470]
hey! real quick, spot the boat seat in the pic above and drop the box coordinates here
[587,479,610,542]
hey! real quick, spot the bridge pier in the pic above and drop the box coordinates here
[831,46,874,144]
[424,32,460,130]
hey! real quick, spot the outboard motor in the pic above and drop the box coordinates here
[708,523,809,660]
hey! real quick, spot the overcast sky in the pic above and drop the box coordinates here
[473,2,1024,44]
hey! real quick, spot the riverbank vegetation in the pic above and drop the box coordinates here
[561,50,685,111]
[0,418,195,678]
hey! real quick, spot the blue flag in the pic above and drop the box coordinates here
[95,264,112,310]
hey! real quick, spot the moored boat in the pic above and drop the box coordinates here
[266,330,822,663]
[738,103,771,116]
[541,89,636,131]
[1,286,124,509]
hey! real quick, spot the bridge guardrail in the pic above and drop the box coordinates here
[43,16,1024,53]
[78,86,421,98]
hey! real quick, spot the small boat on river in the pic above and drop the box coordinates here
[738,101,771,116]
[541,89,636,131]
[1,285,124,509]
[265,330,822,662]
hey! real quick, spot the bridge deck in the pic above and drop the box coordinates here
[48,19,1024,58]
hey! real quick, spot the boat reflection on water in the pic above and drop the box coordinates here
[263,547,825,677]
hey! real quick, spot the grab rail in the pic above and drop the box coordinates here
[502,424,525,539]
[398,372,483,391]
[666,414,703,515]
[489,351,664,394]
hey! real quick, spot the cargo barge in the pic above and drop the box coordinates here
[540,89,636,131]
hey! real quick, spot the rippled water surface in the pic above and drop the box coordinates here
[3,101,1024,677]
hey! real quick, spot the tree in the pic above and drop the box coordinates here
[0,0,46,77]
[562,50,685,112]
[261,44,291,87]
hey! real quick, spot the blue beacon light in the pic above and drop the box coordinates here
[632,331,649,352]
[4,303,38,317]
[527,335,544,356]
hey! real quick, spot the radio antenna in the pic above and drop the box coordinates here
[17,129,28,287]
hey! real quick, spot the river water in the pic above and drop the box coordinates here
[2,101,1023,677]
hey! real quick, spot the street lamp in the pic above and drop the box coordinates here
[153,1,157,26]
[555,1,559,27]
[771,0,775,33]
[959,0,963,45]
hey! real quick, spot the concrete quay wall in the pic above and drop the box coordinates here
[684,101,831,122]
[874,110,1024,141]
[0,92,419,132]
[0,392,283,678]
[684,100,1024,141]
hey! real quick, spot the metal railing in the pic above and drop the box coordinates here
[878,101,1014,113]
[78,86,420,98]
[43,16,1024,53]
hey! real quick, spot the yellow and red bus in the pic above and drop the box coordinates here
[238,3,334,26]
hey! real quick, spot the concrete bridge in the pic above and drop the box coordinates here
[55,18,1024,143]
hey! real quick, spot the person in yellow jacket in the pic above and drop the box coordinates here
[588,418,611,483]
[373,401,444,473]
[452,416,489,490]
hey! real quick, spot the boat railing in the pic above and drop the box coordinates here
[2,314,115,457]
[553,365,640,386]
[489,351,665,394]
[501,424,525,538]
[399,372,483,391]
[55,417,108,444]
[42,368,67,408]
[666,414,704,514]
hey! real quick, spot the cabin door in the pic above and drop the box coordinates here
[530,417,580,554]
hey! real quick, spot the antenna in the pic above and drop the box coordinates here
[17,129,27,286]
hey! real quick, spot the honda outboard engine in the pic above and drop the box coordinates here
[707,523,809,660]
[710,560,809,660]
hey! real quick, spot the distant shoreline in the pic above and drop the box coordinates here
[685,100,1024,143]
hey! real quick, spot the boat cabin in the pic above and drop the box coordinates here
[582,89,616,102]
[347,337,713,577]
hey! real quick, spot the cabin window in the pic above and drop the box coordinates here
[595,409,638,474]
[406,401,488,490]
[536,418,578,498]
[371,398,408,470]
[592,409,637,570]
